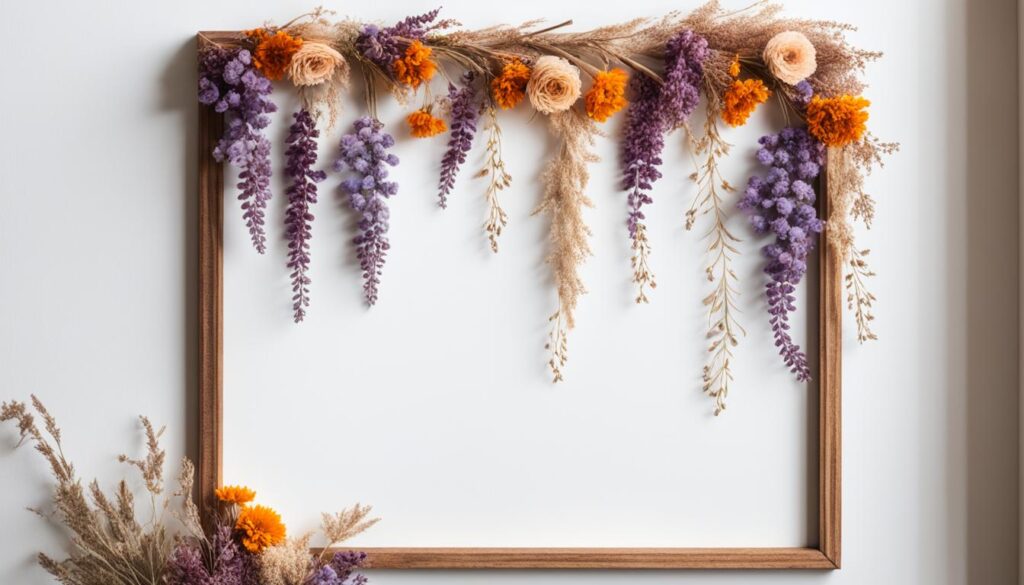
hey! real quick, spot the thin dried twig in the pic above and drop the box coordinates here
[687,98,745,415]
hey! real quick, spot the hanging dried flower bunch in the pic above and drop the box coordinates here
[198,2,896,413]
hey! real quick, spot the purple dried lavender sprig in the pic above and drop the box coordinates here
[307,550,369,585]
[166,525,253,585]
[331,550,369,584]
[437,73,479,208]
[335,117,400,306]
[199,46,277,254]
[620,30,707,245]
[284,109,327,323]
[661,29,708,129]
[355,7,441,70]
[738,127,825,381]
[621,74,665,240]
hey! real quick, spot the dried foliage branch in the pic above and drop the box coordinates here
[825,142,895,343]
[534,109,599,382]
[477,104,512,252]
[631,223,656,304]
[681,1,881,100]
[846,247,878,342]
[0,396,179,585]
[686,97,745,415]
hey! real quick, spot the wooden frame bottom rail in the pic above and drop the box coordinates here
[196,30,841,571]
[318,547,837,569]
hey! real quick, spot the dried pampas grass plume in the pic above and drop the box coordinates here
[259,534,313,585]
[534,109,599,382]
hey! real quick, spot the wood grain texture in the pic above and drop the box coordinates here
[196,31,841,570]
[819,153,843,569]
[197,32,225,533]
[318,547,836,569]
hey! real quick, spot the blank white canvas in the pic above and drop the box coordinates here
[222,39,814,548]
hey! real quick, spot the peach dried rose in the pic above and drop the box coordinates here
[763,31,817,85]
[526,56,581,114]
[288,41,347,86]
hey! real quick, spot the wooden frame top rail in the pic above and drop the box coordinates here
[196,30,842,570]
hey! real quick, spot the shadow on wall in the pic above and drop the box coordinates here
[960,0,1019,583]
[161,37,200,479]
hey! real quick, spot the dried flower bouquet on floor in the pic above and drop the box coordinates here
[1,396,377,585]
[199,1,897,413]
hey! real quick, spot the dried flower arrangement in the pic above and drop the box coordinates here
[1,396,377,585]
[199,2,897,413]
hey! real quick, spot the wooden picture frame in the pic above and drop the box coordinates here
[196,31,842,570]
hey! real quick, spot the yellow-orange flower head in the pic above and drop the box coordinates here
[491,59,531,110]
[236,505,286,553]
[585,69,629,122]
[722,79,771,127]
[248,29,303,81]
[215,485,256,505]
[728,54,741,78]
[805,95,870,147]
[394,41,437,88]
[406,109,447,138]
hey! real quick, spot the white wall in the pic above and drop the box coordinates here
[0,0,1018,583]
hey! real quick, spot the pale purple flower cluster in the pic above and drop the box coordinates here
[165,526,255,585]
[738,127,825,381]
[199,46,277,254]
[437,73,479,208]
[621,29,708,242]
[284,109,327,323]
[308,551,369,585]
[335,117,400,306]
[792,80,814,107]
[621,75,664,238]
[661,29,709,129]
[355,8,441,70]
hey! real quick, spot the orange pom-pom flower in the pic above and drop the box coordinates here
[236,504,286,553]
[215,485,256,505]
[407,109,447,138]
[728,54,741,78]
[722,79,771,127]
[585,69,629,122]
[805,95,870,147]
[248,29,303,81]
[491,59,531,110]
[394,41,437,88]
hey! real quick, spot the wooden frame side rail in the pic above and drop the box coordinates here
[196,30,841,570]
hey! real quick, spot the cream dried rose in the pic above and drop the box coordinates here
[763,31,817,85]
[526,56,582,114]
[288,41,347,86]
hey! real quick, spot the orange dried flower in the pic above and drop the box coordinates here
[722,79,771,127]
[406,109,447,138]
[491,59,531,110]
[393,41,437,88]
[584,69,629,122]
[247,29,303,81]
[215,485,256,505]
[805,95,870,147]
[236,504,286,553]
[728,54,741,78]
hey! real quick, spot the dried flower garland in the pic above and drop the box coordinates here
[1,396,377,585]
[199,2,897,413]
